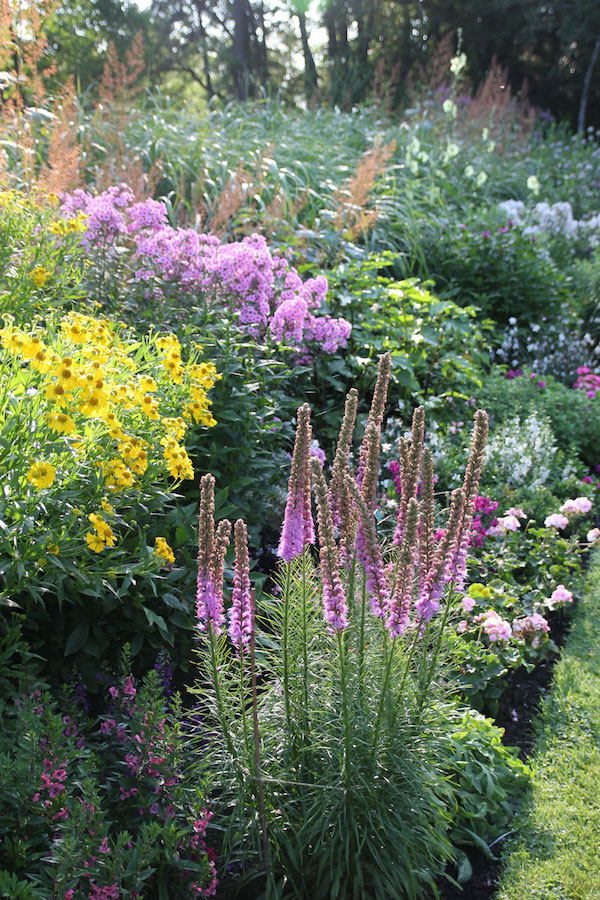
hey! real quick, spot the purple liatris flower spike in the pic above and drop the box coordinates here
[387,498,419,637]
[450,410,489,588]
[229,519,253,652]
[393,406,425,545]
[278,403,315,561]
[197,474,232,635]
[311,458,348,632]
[357,352,391,489]
[416,488,464,620]
[347,475,390,618]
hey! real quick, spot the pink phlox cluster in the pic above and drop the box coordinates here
[62,188,350,355]
[560,496,592,516]
[574,366,600,399]
[470,495,499,546]
[550,584,573,605]
[512,613,550,648]
[88,882,119,899]
[473,609,512,642]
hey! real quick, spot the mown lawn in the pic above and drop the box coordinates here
[497,551,600,899]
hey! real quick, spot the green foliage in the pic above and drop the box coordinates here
[447,710,530,882]
[0,664,216,898]
[496,551,600,898]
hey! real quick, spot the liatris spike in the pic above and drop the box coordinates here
[197,474,232,635]
[393,406,425,545]
[451,410,489,588]
[229,519,253,652]
[347,475,390,618]
[278,403,315,562]
[416,488,464,620]
[357,352,391,488]
[387,498,419,637]
[312,458,348,632]
[330,389,359,565]
[330,388,358,526]
[355,420,383,574]
[419,447,436,585]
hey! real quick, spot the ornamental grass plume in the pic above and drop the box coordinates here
[196,473,231,635]
[311,457,348,632]
[228,519,253,652]
[277,403,314,562]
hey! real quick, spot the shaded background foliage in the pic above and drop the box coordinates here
[34,0,600,130]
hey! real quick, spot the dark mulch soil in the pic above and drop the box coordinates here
[438,605,574,899]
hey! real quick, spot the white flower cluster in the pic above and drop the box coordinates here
[485,411,556,489]
[498,199,600,246]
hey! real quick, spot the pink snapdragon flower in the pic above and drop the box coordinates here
[544,513,569,529]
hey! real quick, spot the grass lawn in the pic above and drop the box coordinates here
[496,551,600,900]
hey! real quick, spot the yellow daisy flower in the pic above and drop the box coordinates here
[27,461,56,489]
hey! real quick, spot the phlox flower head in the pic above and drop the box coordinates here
[497,514,520,532]
[561,496,592,516]
[473,609,512,642]
[550,584,573,606]
[587,527,600,544]
[544,513,569,529]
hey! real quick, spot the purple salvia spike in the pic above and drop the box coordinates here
[393,406,425,545]
[347,475,391,618]
[278,403,315,562]
[311,458,348,632]
[357,352,391,488]
[387,498,419,638]
[229,519,253,652]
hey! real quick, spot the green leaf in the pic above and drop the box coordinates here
[64,623,89,657]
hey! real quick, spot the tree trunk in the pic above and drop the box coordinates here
[297,11,318,98]
[578,35,600,133]
[232,0,251,99]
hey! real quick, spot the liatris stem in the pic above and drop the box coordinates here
[358,569,367,701]
[250,595,270,872]
[282,563,293,743]
[371,635,396,759]
[336,630,352,788]
[301,549,310,743]
[208,626,235,758]
[415,585,457,718]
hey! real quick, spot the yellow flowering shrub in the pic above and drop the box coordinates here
[0,310,220,681]
[0,191,87,321]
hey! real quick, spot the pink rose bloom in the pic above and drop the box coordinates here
[544,513,569,529]
[498,514,520,532]
[550,584,573,605]
[574,496,592,514]
[462,596,476,612]
[587,528,600,544]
